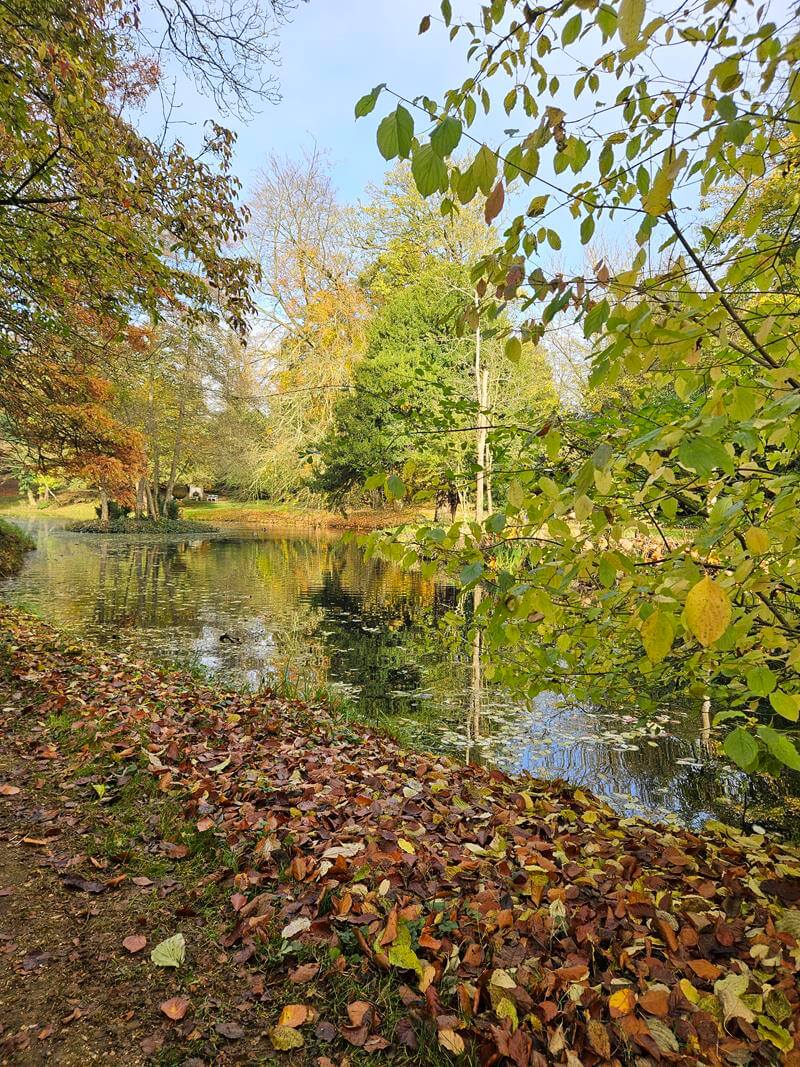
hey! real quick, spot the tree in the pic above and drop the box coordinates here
[246,149,368,499]
[360,3,800,776]
[0,0,293,489]
[312,264,473,509]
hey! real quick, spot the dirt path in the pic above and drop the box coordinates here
[0,695,298,1066]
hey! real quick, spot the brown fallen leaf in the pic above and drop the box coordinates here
[215,1020,245,1040]
[438,1028,465,1054]
[0,784,20,796]
[639,987,669,1016]
[289,962,320,983]
[346,1001,373,1027]
[160,996,190,1021]
[122,935,147,954]
[60,874,106,894]
[687,958,723,982]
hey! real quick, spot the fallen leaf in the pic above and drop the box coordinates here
[160,996,189,1021]
[438,1028,465,1054]
[609,987,636,1017]
[281,916,311,939]
[270,1024,304,1050]
[279,1004,309,1028]
[150,933,185,968]
[347,1001,373,1027]
[0,784,20,796]
[216,1020,245,1039]
[688,959,723,982]
[122,935,147,954]
[289,962,320,983]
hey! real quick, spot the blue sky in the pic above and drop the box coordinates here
[143,1,478,204]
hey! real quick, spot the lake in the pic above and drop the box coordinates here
[1,517,759,827]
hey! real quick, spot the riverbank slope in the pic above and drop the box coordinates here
[1,606,799,1065]
[0,518,35,577]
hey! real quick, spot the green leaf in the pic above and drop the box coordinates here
[354,85,384,119]
[150,933,186,968]
[746,665,776,697]
[562,13,582,45]
[769,691,800,722]
[640,610,674,664]
[618,0,646,46]
[387,922,425,980]
[505,336,522,363]
[385,474,406,500]
[678,436,732,477]
[744,527,769,555]
[758,726,800,771]
[430,116,462,156]
[472,144,498,196]
[722,727,759,770]
[459,561,484,586]
[411,143,448,196]
[377,105,414,160]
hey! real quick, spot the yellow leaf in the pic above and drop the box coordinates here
[685,576,731,647]
[618,0,645,47]
[398,838,416,854]
[269,1024,304,1050]
[438,1028,465,1054]
[609,987,636,1017]
[640,609,674,663]
[496,996,519,1030]
[744,526,769,555]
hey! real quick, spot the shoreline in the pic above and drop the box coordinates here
[1,605,799,1063]
[0,498,430,535]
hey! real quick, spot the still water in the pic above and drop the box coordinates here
[1,518,752,826]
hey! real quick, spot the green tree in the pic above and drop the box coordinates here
[360,2,800,776]
[312,265,472,509]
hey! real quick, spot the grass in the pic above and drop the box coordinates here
[0,517,35,576]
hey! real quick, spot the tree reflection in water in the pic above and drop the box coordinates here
[3,517,798,831]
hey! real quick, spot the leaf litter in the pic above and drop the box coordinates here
[2,606,800,1064]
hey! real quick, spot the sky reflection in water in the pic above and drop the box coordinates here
[1,519,748,826]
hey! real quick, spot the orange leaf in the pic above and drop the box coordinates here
[639,988,669,1016]
[278,1003,309,1028]
[687,959,723,982]
[160,996,189,1021]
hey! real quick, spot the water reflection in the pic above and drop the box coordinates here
[0,518,757,826]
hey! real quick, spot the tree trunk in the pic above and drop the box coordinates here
[145,481,158,520]
[475,316,486,525]
[163,389,187,515]
[148,373,161,517]
[135,478,144,520]
[99,485,109,523]
[26,488,35,506]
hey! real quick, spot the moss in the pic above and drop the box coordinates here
[0,518,35,577]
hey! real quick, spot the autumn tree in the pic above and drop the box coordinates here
[360,1,800,776]
[0,0,293,499]
[245,148,368,499]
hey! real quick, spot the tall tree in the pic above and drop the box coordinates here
[360,2,800,776]
[0,0,295,490]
